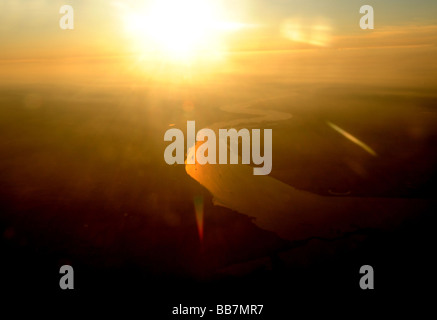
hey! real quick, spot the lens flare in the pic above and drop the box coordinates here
[194,195,204,243]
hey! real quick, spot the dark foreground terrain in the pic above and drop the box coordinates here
[0,80,436,313]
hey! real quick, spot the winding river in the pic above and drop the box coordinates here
[185,96,424,242]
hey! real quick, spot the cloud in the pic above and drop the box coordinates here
[334,25,437,49]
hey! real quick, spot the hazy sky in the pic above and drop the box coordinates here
[1,0,437,59]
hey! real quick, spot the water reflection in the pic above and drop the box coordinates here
[185,97,425,242]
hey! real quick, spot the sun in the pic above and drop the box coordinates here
[123,0,234,61]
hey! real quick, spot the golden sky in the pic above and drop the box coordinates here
[0,0,436,89]
[1,0,436,57]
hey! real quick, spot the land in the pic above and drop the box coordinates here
[0,51,436,310]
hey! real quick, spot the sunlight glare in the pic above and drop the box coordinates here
[123,0,242,60]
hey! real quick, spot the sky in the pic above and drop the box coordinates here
[0,0,436,90]
[1,0,437,59]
